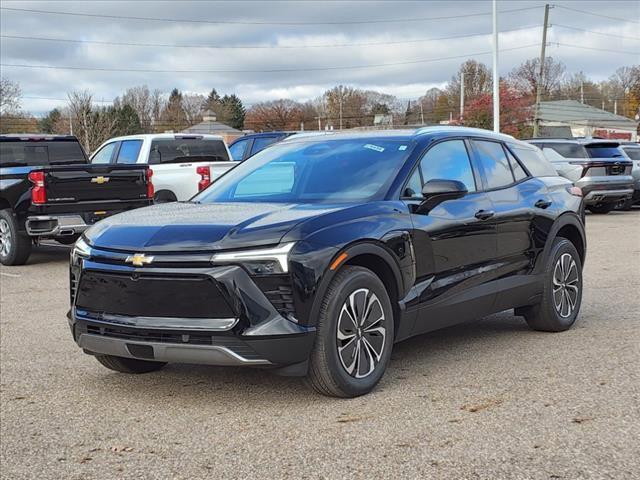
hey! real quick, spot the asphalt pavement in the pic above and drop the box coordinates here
[1,211,639,479]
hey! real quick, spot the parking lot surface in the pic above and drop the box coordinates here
[1,211,639,479]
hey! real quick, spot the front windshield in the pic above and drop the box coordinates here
[193,138,412,204]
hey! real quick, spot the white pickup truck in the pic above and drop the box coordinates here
[90,134,236,202]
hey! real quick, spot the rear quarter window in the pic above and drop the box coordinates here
[0,140,86,167]
[622,147,640,160]
[149,138,230,164]
[509,144,558,177]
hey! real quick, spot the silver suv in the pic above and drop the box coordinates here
[527,139,634,214]
[618,142,640,209]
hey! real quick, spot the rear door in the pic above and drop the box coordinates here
[470,140,554,310]
[406,138,498,334]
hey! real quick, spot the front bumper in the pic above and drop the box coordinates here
[69,256,316,368]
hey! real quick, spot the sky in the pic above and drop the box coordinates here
[1,0,638,115]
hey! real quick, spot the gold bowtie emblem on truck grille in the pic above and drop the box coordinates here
[91,176,110,184]
[125,253,154,267]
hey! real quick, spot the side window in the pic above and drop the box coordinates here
[229,138,249,161]
[251,136,279,156]
[511,145,558,177]
[91,142,117,164]
[473,140,514,189]
[419,140,476,192]
[116,140,143,164]
[403,169,423,198]
[506,148,528,181]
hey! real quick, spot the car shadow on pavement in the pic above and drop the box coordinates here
[83,311,537,404]
[25,242,71,265]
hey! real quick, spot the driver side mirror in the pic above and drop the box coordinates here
[415,179,468,214]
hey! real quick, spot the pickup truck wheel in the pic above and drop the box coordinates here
[94,354,167,374]
[519,238,582,332]
[587,203,615,214]
[305,266,394,398]
[0,209,32,266]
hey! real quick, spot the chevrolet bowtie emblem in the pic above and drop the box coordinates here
[125,253,154,267]
[91,176,110,184]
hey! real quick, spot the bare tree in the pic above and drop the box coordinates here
[508,57,566,99]
[116,85,154,133]
[182,93,206,126]
[244,99,304,131]
[447,60,493,105]
[0,77,22,115]
[67,91,117,153]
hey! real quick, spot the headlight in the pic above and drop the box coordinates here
[211,242,295,274]
[71,236,92,264]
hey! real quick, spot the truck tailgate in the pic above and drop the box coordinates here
[41,164,149,203]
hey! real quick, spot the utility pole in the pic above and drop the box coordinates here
[420,102,425,125]
[533,3,550,138]
[460,71,465,123]
[614,99,618,115]
[580,82,584,104]
[339,86,343,130]
[492,0,499,132]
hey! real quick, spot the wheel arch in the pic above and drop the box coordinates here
[538,213,586,273]
[153,189,178,203]
[309,241,405,336]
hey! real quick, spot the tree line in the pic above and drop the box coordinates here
[1,57,638,152]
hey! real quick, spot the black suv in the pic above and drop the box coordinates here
[69,127,586,397]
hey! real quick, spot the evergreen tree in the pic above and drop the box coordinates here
[39,108,62,133]
[220,94,245,129]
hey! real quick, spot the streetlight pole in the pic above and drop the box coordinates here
[492,0,500,132]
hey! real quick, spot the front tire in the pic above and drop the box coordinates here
[521,238,583,332]
[306,266,394,398]
[94,354,167,374]
[0,209,32,266]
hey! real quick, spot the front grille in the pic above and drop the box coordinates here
[78,321,262,359]
[75,270,234,319]
[70,266,80,304]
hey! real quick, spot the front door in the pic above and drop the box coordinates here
[403,138,498,335]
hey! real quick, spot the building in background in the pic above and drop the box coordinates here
[536,100,638,140]
[182,110,243,143]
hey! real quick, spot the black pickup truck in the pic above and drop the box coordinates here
[0,134,153,265]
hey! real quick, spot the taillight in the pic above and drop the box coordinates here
[197,165,211,191]
[567,186,582,197]
[27,170,47,204]
[146,168,155,199]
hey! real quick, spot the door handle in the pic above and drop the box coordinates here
[474,210,495,220]
[535,199,552,209]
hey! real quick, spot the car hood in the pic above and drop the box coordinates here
[84,201,347,252]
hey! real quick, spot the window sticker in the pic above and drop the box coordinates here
[364,144,385,153]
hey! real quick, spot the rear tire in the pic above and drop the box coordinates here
[520,238,582,332]
[587,203,615,214]
[94,354,167,374]
[305,266,394,398]
[0,209,32,266]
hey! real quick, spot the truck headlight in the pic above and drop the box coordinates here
[210,242,295,274]
[71,237,92,264]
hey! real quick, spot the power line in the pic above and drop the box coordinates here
[22,96,112,103]
[552,42,640,56]
[552,24,640,42]
[0,5,542,26]
[0,25,541,50]
[553,4,640,25]
[0,44,539,74]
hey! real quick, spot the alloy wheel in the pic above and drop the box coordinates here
[0,219,11,258]
[336,288,386,379]
[552,253,580,318]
